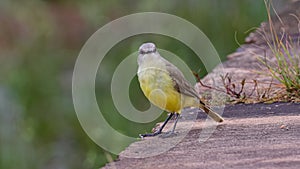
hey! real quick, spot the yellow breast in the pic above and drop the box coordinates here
[138,67,181,113]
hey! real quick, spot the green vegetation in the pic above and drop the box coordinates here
[258,0,300,98]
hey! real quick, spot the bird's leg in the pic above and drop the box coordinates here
[171,113,180,133]
[139,113,174,138]
[162,113,180,137]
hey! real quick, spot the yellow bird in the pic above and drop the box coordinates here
[137,42,223,137]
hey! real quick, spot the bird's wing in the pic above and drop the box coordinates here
[164,59,200,100]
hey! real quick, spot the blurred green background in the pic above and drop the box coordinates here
[0,0,272,168]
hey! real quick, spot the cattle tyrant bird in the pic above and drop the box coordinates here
[137,42,224,137]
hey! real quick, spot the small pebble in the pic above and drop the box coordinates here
[280,124,289,130]
[266,107,272,110]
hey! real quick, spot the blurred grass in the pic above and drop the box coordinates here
[0,0,268,168]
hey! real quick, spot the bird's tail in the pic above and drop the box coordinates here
[199,102,224,122]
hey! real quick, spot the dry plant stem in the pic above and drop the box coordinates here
[195,70,280,102]
[248,80,258,98]
[194,72,249,99]
[193,71,225,93]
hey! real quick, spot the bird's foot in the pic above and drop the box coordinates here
[139,131,161,138]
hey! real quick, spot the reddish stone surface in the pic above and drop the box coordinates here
[103,103,300,169]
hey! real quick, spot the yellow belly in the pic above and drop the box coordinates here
[138,68,181,112]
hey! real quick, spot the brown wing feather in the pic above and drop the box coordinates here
[162,58,200,100]
[162,57,224,122]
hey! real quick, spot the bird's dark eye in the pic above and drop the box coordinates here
[139,48,156,55]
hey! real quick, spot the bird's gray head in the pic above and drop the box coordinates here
[139,42,157,55]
